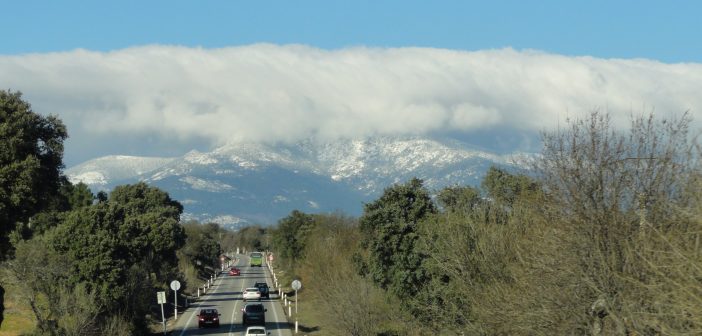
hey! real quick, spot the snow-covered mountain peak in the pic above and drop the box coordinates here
[184,150,218,165]
[66,136,533,227]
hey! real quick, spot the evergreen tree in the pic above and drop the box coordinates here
[0,90,67,257]
[358,178,436,299]
[272,210,315,268]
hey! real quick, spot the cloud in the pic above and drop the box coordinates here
[3,44,701,160]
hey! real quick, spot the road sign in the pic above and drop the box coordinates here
[170,280,181,320]
[157,291,167,335]
[291,279,302,328]
[170,280,181,291]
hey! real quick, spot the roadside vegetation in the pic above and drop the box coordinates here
[0,90,234,335]
[258,110,702,335]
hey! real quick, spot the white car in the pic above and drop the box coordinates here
[242,287,261,301]
[245,326,269,335]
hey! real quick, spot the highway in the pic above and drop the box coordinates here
[172,255,292,336]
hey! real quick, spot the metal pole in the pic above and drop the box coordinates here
[174,290,178,320]
[295,289,298,314]
[160,303,166,335]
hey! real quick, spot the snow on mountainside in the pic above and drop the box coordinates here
[66,155,177,187]
[66,137,531,227]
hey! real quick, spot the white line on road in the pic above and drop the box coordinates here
[228,269,246,335]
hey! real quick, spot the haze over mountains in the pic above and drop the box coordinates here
[66,136,530,229]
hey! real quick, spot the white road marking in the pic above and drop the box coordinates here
[228,262,247,335]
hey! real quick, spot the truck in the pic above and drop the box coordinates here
[250,252,263,267]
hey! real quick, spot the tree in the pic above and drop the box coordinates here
[535,110,701,334]
[62,181,94,210]
[27,179,95,237]
[232,225,267,252]
[108,182,185,283]
[0,90,67,258]
[0,90,67,330]
[358,178,436,300]
[436,185,481,213]
[482,166,539,206]
[271,210,316,269]
[181,221,222,268]
[49,183,186,330]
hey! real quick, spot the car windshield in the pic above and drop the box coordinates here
[251,252,262,258]
[245,305,264,313]
[247,328,266,334]
[201,309,217,315]
[246,288,258,292]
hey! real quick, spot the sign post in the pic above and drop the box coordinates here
[170,280,181,320]
[291,280,302,333]
[157,291,167,335]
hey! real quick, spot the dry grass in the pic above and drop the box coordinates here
[0,287,35,336]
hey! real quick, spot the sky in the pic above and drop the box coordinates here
[2,1,701,166]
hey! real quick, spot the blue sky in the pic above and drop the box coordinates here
[3,1,700,62]
[2,1,702,166]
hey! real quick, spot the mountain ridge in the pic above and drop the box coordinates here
[66,136,531,228]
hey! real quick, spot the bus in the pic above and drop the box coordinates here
[250,252,263,267]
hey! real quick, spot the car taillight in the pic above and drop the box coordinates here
[213,317,218,320]
[199,317,204,321]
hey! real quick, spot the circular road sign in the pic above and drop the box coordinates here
[170,280,181,291]
[291,279,302,291]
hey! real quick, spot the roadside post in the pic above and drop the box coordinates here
[157,291,167,335]
[170,280,181,320]
[292,279,302,333]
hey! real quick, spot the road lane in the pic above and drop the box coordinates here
[172,255,292,336]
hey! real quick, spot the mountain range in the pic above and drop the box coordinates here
[66,136,531,229]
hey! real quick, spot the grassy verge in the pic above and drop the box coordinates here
[0,289,35,336]
[289,291,325,335]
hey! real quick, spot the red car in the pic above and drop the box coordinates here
[229,267,241,276]
[197,308,220,328]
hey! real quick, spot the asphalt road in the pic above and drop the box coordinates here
[172,255,292,336]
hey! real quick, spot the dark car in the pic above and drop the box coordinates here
[198,308,221,328]
[242,303,267,325]
[254,282,270,298]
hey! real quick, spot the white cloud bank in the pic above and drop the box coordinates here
[3,44,701,149]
